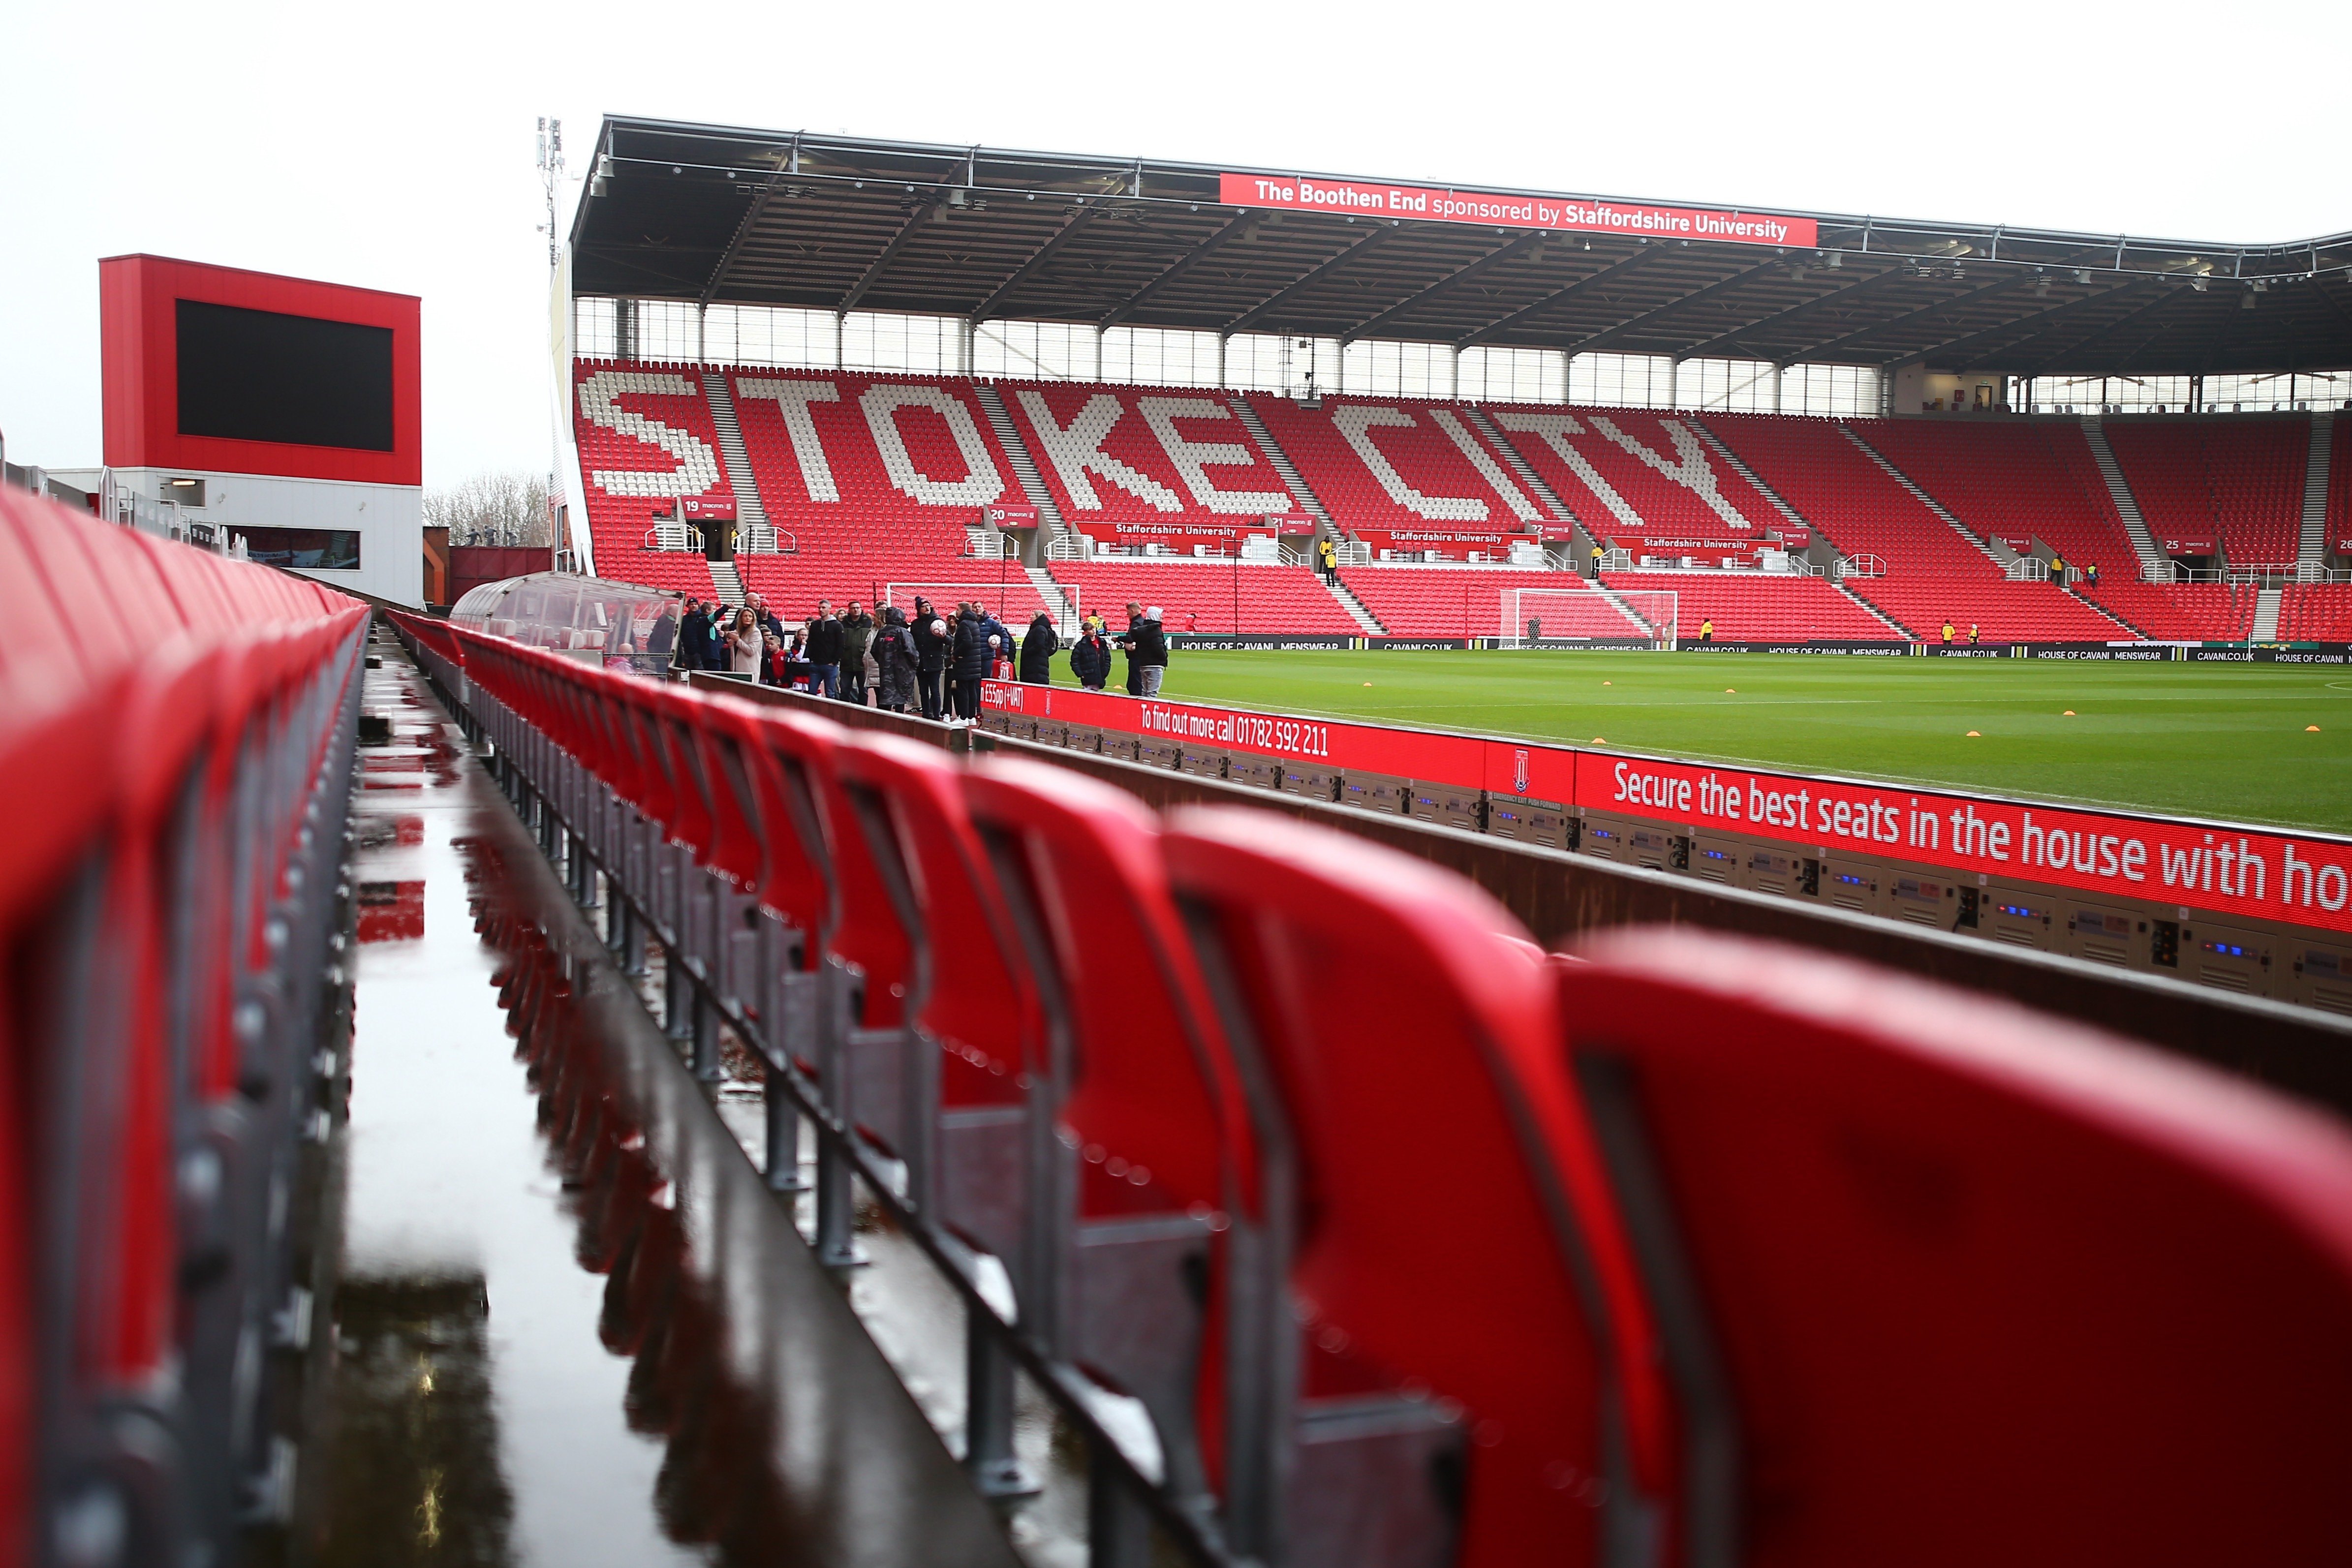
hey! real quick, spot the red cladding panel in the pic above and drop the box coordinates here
[99,254,422,484]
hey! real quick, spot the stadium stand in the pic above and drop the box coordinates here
[1248,394,1549,534]
[1338,567,1633,639]
[1042,559,1359,634]
[994,379,1296,534]
[2104,417,2310,569]
[712,367,1047,620]
[1703,414,2133,641]
[1849,419,2248,637]
[2073,581,2255,641]
[571,358,732,595]
[1600,571,1897,642]
[1485,405,1783,536]
[1857,420,2138,575]
[2278,584,2352,642]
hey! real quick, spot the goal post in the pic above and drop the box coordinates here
[1499,585,1678,650]
[882,580,1080,638]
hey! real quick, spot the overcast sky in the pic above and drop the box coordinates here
[4,0,2343,488]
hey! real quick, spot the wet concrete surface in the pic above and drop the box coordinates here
[304,639,1024,1568]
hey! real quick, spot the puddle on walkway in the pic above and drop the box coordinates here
[305,643,1026,1568]
[311,653,698,1568]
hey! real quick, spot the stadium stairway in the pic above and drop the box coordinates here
[1325,574,1387,633]
[1023,564,1079,630]
[710,558,745,608]
[1833,577,1915,637]
[2300,412,2332,572]
[972,381,1070,536]
[1460,403,1584,530]
[702,369,776,542]
[1228,394,1337,528]
[1841,424,2011,568]
[2253,586,2284,640]
[2078,419,2167,576]
[1687,415,1816,536]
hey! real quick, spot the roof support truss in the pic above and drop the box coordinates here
[1562,257,1789,360]
[1778,273,2027,364]
[839,199,937,312]
[968,201,1101,323]
[1458,247,1662,347]
[1098,211,1253,328]
[1675,265,1913,361]
[1897,280,2146,369]
[1221,225,1395,336]
[1335,231,1546,344]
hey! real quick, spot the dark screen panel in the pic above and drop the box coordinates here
[176,299,395,452]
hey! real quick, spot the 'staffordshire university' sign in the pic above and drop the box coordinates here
[1218,173,1818,248]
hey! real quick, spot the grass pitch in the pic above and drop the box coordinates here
[1086,650,2352,834]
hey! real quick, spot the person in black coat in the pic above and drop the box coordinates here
[911,598,949,720]
[1068,624,1113,690]
[874,606,920,712]
[677,602,711,672]
[949,606,991,720]
[1018,613,1056,684]
[804,601,844,699]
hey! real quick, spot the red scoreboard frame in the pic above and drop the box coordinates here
[100,254,422,486]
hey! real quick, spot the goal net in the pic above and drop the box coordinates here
[1499,585,1678,650]
[883,579,1081,639]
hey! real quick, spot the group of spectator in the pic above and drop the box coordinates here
[646,590,1173,719]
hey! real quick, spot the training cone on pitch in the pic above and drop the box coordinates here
[2065,709,2077,715]
[1967,730,1981,737]
[2310,725,2323,732]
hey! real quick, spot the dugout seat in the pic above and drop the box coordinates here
[1557,926,2352,1568]
[1161,807,1671,1568]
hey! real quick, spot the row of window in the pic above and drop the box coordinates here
[572,299,1887,417]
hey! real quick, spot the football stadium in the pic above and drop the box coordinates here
[6,83,2352,1568]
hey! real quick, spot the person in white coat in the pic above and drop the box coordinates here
[726,607,766,678]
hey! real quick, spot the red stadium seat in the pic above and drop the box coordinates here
[2107,416,2309,571]
[1703,413,2135,641]
[961,757,1258,1507]
[1162,807,1671,1568]
[1560,926,2352,1567]
[827,734,1034,1186]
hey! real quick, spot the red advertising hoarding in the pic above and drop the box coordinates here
[1218,174,1817,249]
[984,679,2352,937]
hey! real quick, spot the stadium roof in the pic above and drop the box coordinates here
[571,117,2352,379]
